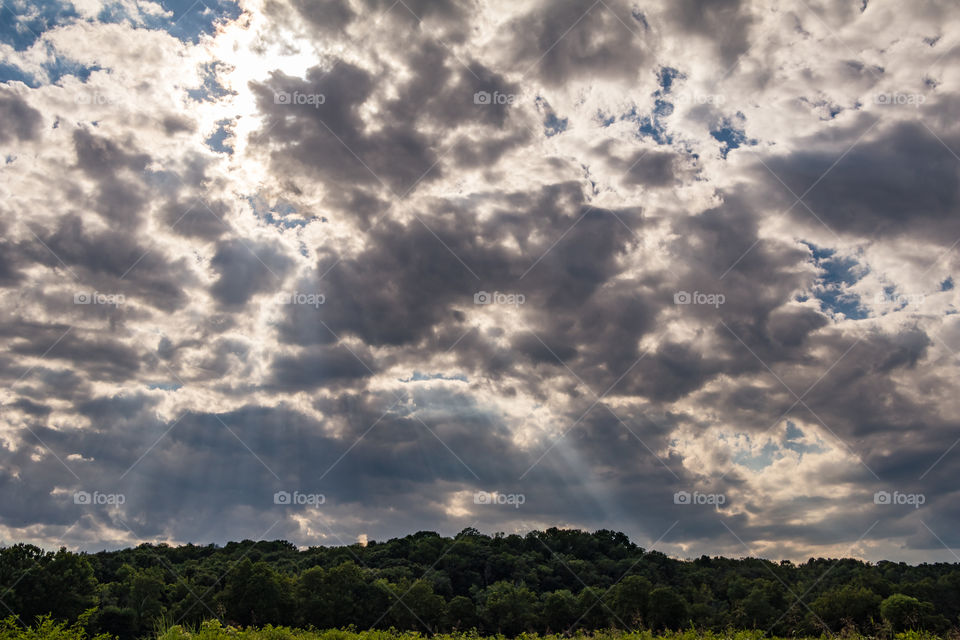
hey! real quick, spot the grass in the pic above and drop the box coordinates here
[1,618,950,640]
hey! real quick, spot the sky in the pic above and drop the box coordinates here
[0,0,959,564]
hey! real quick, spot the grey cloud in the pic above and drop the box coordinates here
[0,88,42,144]
[501,0,649,86]
[209,238,292,307]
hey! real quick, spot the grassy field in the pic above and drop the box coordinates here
[1,618,949,640]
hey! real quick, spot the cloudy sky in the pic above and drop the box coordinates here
[1,0,960,563]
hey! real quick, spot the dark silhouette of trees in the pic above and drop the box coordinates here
[0,528,954,639]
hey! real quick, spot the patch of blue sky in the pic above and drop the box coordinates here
[103,0,241,44]
[0,0,240,52]
[710,113,757,158]
[544,111,568,137]
[782,421,824,456]
[248,194,313,230]
[0,0,78,51]
[534,95,568,137]
[732,422,823,471]
[205,118,234,154]
[803,241,869,319]
[732,438,779,471]
[187,61,235,102]
[657,66,684,93]
[0,62,36,85]
[399,372,468,383]
[596,110,616,127]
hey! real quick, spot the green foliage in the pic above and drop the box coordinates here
[0,613,111,640]
[1,529,955,639]
[881,594,930,632]
[479,582,537,636]
[646,588,687,631]
[810,585,881,632]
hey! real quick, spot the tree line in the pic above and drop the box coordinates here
[0,528,956,638]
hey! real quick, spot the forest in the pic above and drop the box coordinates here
[1,528,957,639]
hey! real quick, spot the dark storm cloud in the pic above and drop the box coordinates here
[0,395,526,543]
[209,238,292,306]
[281,0,354,34]
[503,0,649,86]
[250,63,439,196]
[620,149,680,187]
[249,47,530,201]
[267,344,375,390]
[0,88,42,143]
[766,307,829,349]
[763,119,960,242]
[73,129,152,230]
[664,0,754,67]
[8,325,142,382]
[161,197,230,239]
[26,214,193,312]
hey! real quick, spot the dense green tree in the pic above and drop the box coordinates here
[647,586,688,631]
[609,575,651,627]
[810,585,881,632]
[445,595,478,630]
[92,606,137,638]
[575,586,611,630]
[378,578,445,631]
[0,545,96,623]
[480,581,537,635]
[4,528,960,636]
[541,589,577,632]
[219,559,294,626]
[733,583,780,629]
[881,593,927,631]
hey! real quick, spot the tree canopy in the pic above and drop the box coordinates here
[0,529,956,639]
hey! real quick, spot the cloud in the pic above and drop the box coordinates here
[0,0,959,563]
